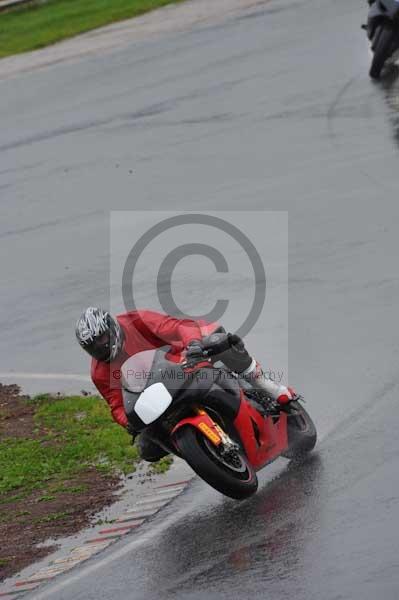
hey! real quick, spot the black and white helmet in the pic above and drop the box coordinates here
[75,307,124,362]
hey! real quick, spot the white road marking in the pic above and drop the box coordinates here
[122,508,159,517]
[0,372,91,382]
[135,498,169,506]
[154,486,186,495]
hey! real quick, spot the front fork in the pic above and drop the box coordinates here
[171,406,239,453]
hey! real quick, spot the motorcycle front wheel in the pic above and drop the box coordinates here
[174,426,258,500]
[281,401,317,460]
[370,24,395,79]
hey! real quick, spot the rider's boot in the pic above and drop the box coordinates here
[215,335,297,406]
[238,359,297,406]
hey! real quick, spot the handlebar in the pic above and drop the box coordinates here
[181,349,211,369]
[182,332,236,369]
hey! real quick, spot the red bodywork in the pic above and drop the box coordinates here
[173,387,288,472]
[233,390,288,470]
[172,413,222,446]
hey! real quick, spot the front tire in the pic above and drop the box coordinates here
[281,401,317,460]
[370,25,395,79]
[174,426,258,500]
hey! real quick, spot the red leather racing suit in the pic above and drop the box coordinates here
[91,310,216,428]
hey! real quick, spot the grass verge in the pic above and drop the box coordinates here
[0,392,140,496]
[0,0,185,59]
[0,384,172,581]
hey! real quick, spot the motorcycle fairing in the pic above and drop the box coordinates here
[234,390,288,470]
[171,412,222,446]
[122,346,242,431]
[134,382,173,425]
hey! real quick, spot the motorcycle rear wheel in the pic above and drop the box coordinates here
[174,426,258,500]
[281,401,317,460]
[370,25,395,79]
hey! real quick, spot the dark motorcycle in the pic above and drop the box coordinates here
[364,0,399,79]
[121,344,316,500]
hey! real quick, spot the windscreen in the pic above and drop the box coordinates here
[121,349,157,393]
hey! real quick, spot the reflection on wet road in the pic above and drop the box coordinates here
[160,456,324,598]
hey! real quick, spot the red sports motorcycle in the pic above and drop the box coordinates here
[122,345,317,500]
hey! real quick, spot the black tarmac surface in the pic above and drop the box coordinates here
[1,0,399,597]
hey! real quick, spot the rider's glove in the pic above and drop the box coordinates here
[201,333,240,356]
[185,333,246,363]
[185,339,205,361]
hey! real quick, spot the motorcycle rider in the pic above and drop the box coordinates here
[75,307,297,462]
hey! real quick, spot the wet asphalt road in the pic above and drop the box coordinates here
[1,0,399,597]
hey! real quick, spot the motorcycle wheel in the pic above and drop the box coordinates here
[370,25,395,79]
[174,426,258,500]
[281,401,317,460]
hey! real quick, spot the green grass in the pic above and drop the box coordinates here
[0,394,140,496]
[35,510,73,523]
[0,0,185,59]
[37,494,56,502]
[150,455,173,474]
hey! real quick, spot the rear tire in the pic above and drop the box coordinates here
[281,401,317,460]
[174,426,258,500]
[370,25,395,79]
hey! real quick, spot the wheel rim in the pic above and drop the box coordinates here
[202,438,248,473]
